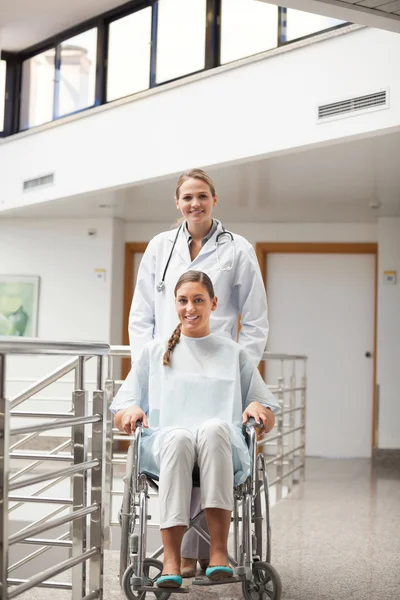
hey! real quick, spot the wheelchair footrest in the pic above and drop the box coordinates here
[136,586,189,594]
[192,576,245,587]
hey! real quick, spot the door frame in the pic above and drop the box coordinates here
[255,242,378,449]
[122,242,148,378]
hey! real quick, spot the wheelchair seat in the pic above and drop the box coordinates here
[141,462,201,488]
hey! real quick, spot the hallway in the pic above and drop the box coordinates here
[18,458,400,600]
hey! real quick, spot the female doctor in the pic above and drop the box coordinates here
[128,168,268,576]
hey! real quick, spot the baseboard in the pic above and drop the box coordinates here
[372,448,400,467]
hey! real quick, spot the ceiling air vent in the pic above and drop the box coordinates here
[23,173,54,192]
[318,90,388,121]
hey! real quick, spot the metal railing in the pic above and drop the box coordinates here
[104,346,307,540]
[0,338,109,600]
[0,339,308,598]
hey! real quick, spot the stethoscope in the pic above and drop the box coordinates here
[156,222,235,293]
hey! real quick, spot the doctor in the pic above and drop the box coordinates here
[128,168,268,576]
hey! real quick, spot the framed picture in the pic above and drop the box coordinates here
[0,275,40,337]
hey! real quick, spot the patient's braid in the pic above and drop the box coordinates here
[163,323,182,367]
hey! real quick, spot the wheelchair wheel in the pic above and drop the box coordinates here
[242,561,282,600]
[122,558,171,600]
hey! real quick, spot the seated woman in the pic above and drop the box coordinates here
[111,270,279,589]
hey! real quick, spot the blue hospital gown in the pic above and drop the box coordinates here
[110,333,280,485]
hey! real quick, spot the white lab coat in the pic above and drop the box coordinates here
[129,221,268,364]
[110,334,280,486]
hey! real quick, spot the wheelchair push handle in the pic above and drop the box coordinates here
[245,417,263,430]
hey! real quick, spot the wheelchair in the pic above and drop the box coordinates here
[118,419,282,599]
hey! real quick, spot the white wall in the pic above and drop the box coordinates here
[377,218,400,449]
[0,217,122,399]
[1,27,400,212]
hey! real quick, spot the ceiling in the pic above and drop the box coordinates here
[0,0,128,52]
[259,0,400,33]
[3,130,400,223]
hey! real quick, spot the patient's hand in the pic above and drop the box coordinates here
[115,406,148,435]
[242,402,275,433]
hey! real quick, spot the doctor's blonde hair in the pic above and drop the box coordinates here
[175,169,217,199]
[163,271,215,367]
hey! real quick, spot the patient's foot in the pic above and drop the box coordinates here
[209,550,229,568]
[162,558,181,577]
[180,557,196,578]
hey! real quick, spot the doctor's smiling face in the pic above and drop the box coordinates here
[175,170,218,229]
[175,277,218,338]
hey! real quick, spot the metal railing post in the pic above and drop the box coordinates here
[72,356,88,600]
[276,374,284,502]
[300,365,307,482]
[288,366,296,490]
[90,355,105,600]
[0,353,9,600]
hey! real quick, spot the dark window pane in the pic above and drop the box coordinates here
[58,28,97,117]
[156,0,207,84]
[107,8,152,102]
[286,9,345,42]
[0,60,6,132]
[20,49,55,130]
[221,0,278,65]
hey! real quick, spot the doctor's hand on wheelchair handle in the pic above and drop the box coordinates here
[242,402,275,434]
[119,406,148,435]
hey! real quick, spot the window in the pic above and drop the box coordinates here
[58,29,98,117]
[0,60,6,132]
[156,0,207,84]
[20,49,56,130]
[107,8,152,102]
[285,9,345,42]
[220,0,278,65]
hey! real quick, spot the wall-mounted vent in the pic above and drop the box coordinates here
[23,173,54,192]
[318,90,388,120]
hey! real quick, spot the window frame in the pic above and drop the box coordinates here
[0,0,349,137]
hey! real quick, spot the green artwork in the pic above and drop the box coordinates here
[0,276,40,337]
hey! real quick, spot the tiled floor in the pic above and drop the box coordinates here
[15,458,400,600]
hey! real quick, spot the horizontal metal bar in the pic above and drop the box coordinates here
[8,531,70,574]
[111,459,126,465]
[10,411,73,418]
[257,425,304,446]
[269,464,304,487]
[280,387,306,393]
[281,445,305,460]
[262,455,281,467]
[9,356,87,410]
[83,592,99,600]
[262,351,308,360]
[9,504,99,546]
[19,538,72,547]
[109,345,308,362]
[10,414,101,436]
[8,579,72,590]
[111,490,123,496]
[9,458,100,491]
[281,405,305,415]
[0,337,109,356]
[7,547,99,598]
[109,345,131,357]
[9,495,73,505]
[10,452,73,462]
[110,520,120,526]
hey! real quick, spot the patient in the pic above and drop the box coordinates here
[111,270,278,588]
